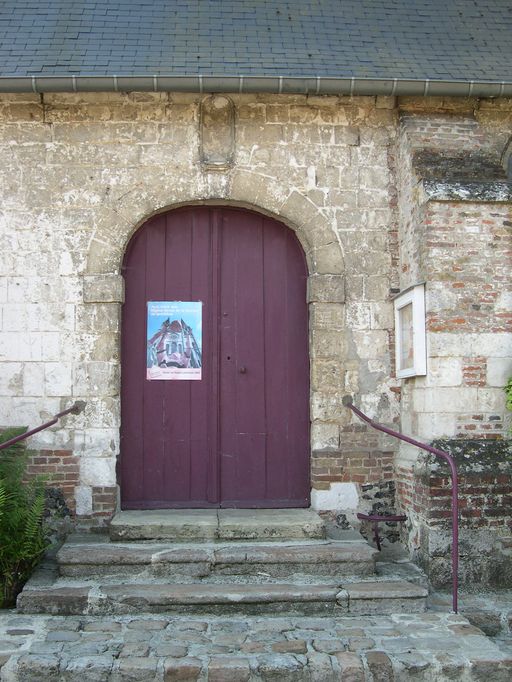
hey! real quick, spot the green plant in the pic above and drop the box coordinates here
[505,376,512,412]
[0,429,49,608]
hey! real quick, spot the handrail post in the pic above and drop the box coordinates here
[342,395,459,613]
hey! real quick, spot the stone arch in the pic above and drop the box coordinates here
[82,171,347,511]
[85,168,345,278]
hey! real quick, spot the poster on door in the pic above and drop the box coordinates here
[146,301,202,380]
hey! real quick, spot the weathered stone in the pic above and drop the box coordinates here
[63,655,115,680]
[16,654,60,682]
[333,651,365,682]
[365,650,395,681]
[271,639,308,654]
[307,652,337,681]
[464,610,502,637]
[153,643,188,657]
[83,620,123,632]
[118,642,150,657]
[164,657,203,681]
[346,581,427,615]
[83,275,124,303]
[109,509,218,541]
[115,656,158,681]
[348,637,375,651]
[308,274,345,303]
[471,659,512,682]
[207,656,250,682]
[240,641,266,653]
[256,653,307,681]
[126,619,169,630]
[217,508,326,541]
[312,638,345,654]
[26,642,64,655]
[46,630,81,642]
[6,629,35,636]
[99,581,339,616]
[17,587,90,615]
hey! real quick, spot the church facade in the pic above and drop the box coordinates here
[1,89,510,585]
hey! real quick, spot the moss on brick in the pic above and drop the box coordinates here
[429,438,512,473]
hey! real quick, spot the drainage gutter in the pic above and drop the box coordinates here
[0,75,511,97]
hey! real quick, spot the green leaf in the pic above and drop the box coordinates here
[0,428,49,608]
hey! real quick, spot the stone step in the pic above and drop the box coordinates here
[17,578,427,617]
[109,508,326,542]
[56,537,378,579]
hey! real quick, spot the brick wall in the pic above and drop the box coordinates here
[22,449,117,524]
[25,449,79,514]
[420,200,512,440]
[407,441,512,588]
[394,102,512,587]
[312,444,394,487]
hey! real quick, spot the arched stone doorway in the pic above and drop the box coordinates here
[120,205,310,508]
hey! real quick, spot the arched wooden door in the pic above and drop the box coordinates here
[120,206,310,508]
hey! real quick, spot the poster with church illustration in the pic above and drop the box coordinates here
[147,301,202,380]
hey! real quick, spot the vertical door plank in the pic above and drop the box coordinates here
[120,228,148,505]
[220,211,268,505]
[261,218,292,502]
[140,216,167,504]
[161,210,193,503]
[284,228,310,503]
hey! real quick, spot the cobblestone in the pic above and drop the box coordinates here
[0,610,511,681]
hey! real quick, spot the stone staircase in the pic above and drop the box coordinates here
[17,509,428,617]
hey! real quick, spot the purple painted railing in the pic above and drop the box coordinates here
[342,395,459,613]
[0,401,86,451]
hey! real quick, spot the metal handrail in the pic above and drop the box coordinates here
[342,395,459,613]
[0,401,87,451]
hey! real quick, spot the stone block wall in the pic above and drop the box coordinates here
[0,90,510,548]
[0,91,402,522]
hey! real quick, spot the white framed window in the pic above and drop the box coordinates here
[393,283,427,378]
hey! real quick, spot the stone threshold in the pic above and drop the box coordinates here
[109,509,326,542]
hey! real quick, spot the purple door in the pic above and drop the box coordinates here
[120,206,310,508]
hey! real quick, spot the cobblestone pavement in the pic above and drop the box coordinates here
[429,589,512,658]
[1,610,511,681]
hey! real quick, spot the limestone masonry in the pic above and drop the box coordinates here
[0,92,510,586]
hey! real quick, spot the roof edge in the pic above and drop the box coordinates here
[0,75,511,97]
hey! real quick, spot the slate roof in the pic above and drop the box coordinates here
[0,0,511,82]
